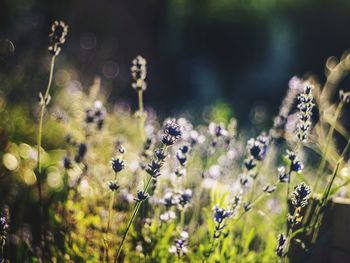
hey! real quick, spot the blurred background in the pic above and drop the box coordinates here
[1,0,350,125]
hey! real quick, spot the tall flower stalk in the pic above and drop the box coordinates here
[115,120,183,262]
[36,20,68,248]
[131,56,147,143]
[103,150,125,262]
[277,182,311,259]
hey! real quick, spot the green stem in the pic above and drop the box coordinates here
[115,145,167,261]
[340,137,350,162]
[205,233,217,262]
[115,176,153,262]
[36,54,56,251]
[137,89,145,143]
[235,180,279,223]
[180,209,185,229]
[284,207,301,258]
[285,170,292,212]
[104,189,116,262]
[313,101,344,192]
[310,161,341,244]
[236,220,246,263]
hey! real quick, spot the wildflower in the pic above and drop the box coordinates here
[135,190,150,202]
[175,168,186,177]
[296,86,314,142]
[213,206,233,224]
[169,234,188,258]
[75,143,87,163]
[177,189,193,209]
[286,150,303,173]
[208,122,228,138]
[276,233,287,257]
[111,157,126,173]
[38,92,51,106]
[160,192,179,208]
[243,202,252,212]
[145,160,162,178]
[239,174,249,187]
[143,137,154,151]
[108,181,119,191]
[291,182,311,208]
[162,120,183,146]
[0,213,9,247]
[244,157,256,171]
[118,145,126,154]
[176,152,187,167]
[176,145,189,166]
[63,156,72,169]
[247,134,269,161]
[85,101,106,129]
[339,90,350,103]
[263,184,277,194]
[278,166,289,183]
[232,194,242,209]
[48,20,69,56]
[160,211,176,222]
[155,149,167,161]
[131,56,147,91]
[287,212,302,227]
[179,144,190,154]
[291,159,303,173]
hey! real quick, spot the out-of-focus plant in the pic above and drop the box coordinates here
[35,20,68,254]
[1,22,350,263]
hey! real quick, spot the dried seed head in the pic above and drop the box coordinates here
[131,55,147,91]
[48,20,69,56]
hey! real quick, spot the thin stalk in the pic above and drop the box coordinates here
[115,175,153,262]
[339,137,350,162]
[236,220,246,263]
[104,182,117,262]
[115,145,167,261]
[205,228,218,262]
[313,101,344,192]
[286,142,301,208]
[285,170,292,211]
[235,180,279,223]
[310,161,341,243]
[180,209,185,229]
[36,55,56,250]
[137,89,145,142]
[284,207,301,259]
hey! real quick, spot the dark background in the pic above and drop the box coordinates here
[1,0,350,124]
